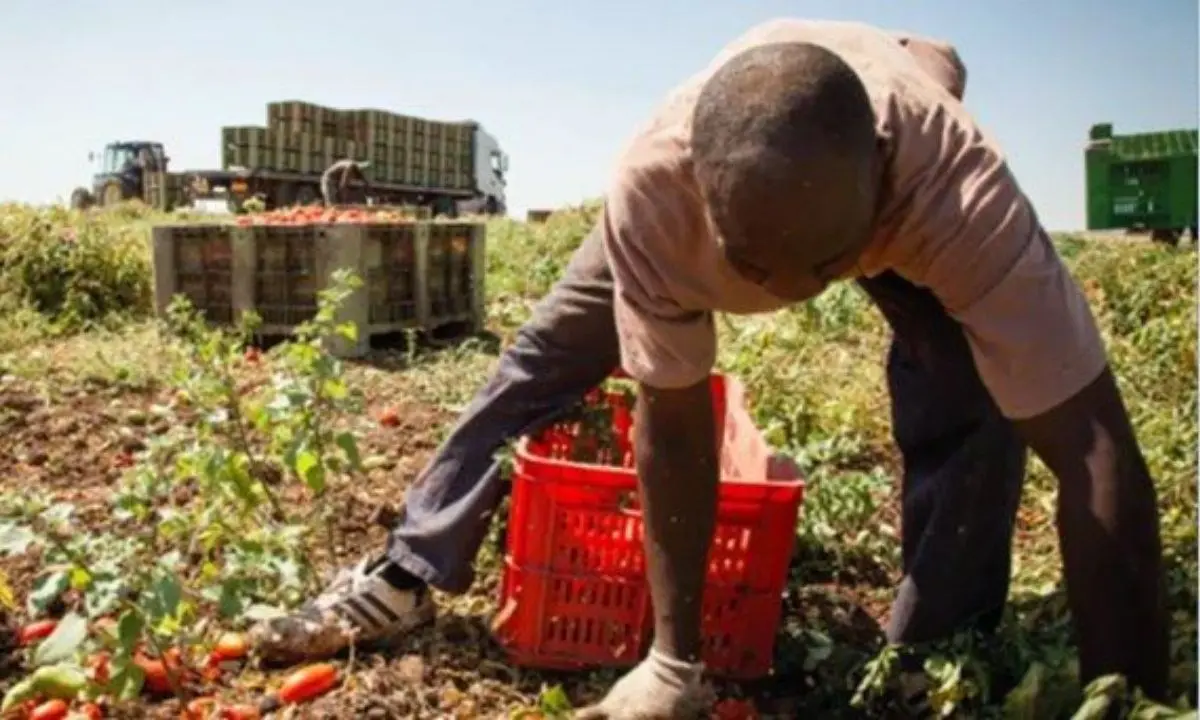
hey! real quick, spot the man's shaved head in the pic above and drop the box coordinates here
[691,41,880,300]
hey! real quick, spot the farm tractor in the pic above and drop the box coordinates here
[70,141,172,210]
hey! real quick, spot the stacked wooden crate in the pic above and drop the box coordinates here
[142,171,186,211]
[151,219,487,357]
[220,101,475,191]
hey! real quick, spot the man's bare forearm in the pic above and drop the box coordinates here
[1013,367,1168,699]
[634,379,720,663]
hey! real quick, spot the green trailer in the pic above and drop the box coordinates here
[1085,123,1198,245]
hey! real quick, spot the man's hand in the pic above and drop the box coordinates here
[574,647,712,720]
[576,378,719,719]
[1013,366,1168,699]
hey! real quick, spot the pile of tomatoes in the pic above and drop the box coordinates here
[10,618,339,719]
[234,206,420,226]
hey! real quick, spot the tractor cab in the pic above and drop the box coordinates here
[78,141,169,207]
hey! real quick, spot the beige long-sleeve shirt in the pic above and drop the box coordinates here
[601,19,1104,420]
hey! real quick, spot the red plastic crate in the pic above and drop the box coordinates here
[493,374,805,679]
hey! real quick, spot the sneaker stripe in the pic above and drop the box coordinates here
[361,591,402,623]
[340,597,381,630]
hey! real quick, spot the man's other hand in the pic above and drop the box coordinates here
[574,647,712,720]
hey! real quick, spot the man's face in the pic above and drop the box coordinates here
[714,146,883,302]
[723,232,865,302]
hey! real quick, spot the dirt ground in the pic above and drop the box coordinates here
[0,360,897,719]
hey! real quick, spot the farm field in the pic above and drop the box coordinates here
[0,201,1195,719]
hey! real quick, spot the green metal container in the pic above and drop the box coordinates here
[1085,123,1198,237]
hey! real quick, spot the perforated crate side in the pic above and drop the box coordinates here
[364,222,423,330]
[496,372,805,678]
[424,221,486,330]
[246,224,323,329]
[152,224,236,325]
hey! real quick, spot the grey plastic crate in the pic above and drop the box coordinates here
[151,220,486,357]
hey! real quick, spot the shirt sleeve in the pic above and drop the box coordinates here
[926,197,1109,420]
[895,32,968,101]
[601,162,717,390]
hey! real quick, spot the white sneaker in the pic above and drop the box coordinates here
[250,556,436,664]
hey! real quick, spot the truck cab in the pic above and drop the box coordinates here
[468,126,509,215]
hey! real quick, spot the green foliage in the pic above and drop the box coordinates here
[0,270,367,707]
[0,203,1194,717]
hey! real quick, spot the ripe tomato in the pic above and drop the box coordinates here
[133,651,178,695]
[184,697,216,719]
[79,703,105,720]
[88,651,111,684]
[28,699,69,720]
[377,407,400,428]
[712,698,759,720]
[212,632,248,661]
[18,619,58,646]
[278,663,338,704]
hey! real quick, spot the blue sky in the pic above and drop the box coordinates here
[1,0,1195,230]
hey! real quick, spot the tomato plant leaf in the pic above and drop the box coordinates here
[85,575,124,618]
[537,684,573,714]
[0,522,35,555]
[244,604,286,621]
[0,677,36,713]
[32,612,88,666]
[1,664,88,712]
[335,432,362,471]
[42,503,75,526]
[1004,662,1046,719]
[295,449,325,493]
[116,610,143,653]
[146,574,182,619]
[0,568,15,612]
[107,656,146,701]
[27,570,69,616]
[216,579,248,619]
[323,378,349,400]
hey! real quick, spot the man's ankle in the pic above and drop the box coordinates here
[647,646,704,685]
[377,559,426,590]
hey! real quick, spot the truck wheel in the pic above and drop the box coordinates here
[69,187,94,210]
[431,196,458,218]
[295,185,319,206]
[1150,229,1180,246]
[485,197,499,215]
[101,180,124,207]
[273,183,296,209]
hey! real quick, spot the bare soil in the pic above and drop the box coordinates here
[0,366,895,719]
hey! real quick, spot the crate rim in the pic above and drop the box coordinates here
[512,369,806,491]
[512,436,803,492]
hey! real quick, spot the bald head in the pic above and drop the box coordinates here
[691,41,880,300]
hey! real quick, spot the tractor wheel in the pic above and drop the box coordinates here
[101,180,124,207]
[69,187,94,210]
